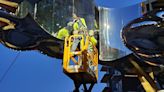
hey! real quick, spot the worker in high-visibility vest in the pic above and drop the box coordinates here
[56,22,74,40]
[89,30,97,46]
[71,14,88,51]
[70,14,98,71]
[87,30,97,71]
[56,13,87,40]
[72,14,87,32]
[71,14,98,51]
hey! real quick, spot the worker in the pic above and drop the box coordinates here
[87,30,97,71]
[56,13,87,40]
[71,14,88,51]
[89,30,97,45]
[56,22,74,40]
[72,13,87,33]
[71,14,98,50]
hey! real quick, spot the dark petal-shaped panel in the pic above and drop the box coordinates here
[0,10,64,59]
[0,0,41,13]
[11,0,41,4]
[38,39,64,59]
[10,0,23,3]
[0,0,18,13]
[122,8,164,65]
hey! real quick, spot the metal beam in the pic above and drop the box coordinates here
[130,59,159,92]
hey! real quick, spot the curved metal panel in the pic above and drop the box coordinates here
[0,10,64,59]
[122,8,164,65]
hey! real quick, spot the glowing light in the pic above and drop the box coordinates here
[104,23,110,30]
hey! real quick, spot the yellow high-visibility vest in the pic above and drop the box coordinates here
[90,36,97,46]
[56,27,69,40]
[73,18,87,31]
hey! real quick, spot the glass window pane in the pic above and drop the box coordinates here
[18,0,95,35]
[99,4,142,61]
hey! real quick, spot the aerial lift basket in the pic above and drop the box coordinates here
[63,35,98,83]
